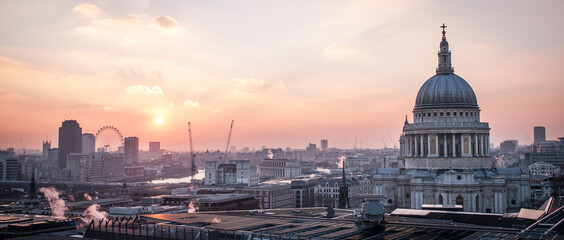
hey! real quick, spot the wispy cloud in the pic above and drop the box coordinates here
[72,3,103,19]
[183,99,200,107]
[125,85,163,94]
[321,43,366,61]
[233,78,285,93]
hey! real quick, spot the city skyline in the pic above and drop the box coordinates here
[1,1,563,151]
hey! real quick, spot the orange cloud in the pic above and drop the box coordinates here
[151,16,179,29]
[72,3,103,18]
[232,78,285,93]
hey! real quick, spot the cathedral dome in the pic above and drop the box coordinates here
[413,24,478,111]
[414,73,478,110]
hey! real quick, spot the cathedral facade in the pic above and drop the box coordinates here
[373,25,530,213]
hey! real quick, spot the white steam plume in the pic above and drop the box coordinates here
[39,187,68,219]
[84,193,93,201]
[266,149,273,159]
[188,200,198,213]
[82,204,108,222]
[337,155,346,168]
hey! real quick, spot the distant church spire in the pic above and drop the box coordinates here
[436,23,454,74]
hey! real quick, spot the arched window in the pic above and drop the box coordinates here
[456,196,464,207]
[438,195,444,205]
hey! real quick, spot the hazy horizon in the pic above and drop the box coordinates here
[1,1,563,152]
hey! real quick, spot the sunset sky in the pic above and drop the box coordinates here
[1,0,563,152]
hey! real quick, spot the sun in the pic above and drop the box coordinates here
[155,116,164,125]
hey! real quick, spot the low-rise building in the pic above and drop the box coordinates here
[291,178,318,208]
[314,176,373,209]
[205,160,258,186]
[161,194,259,211]
[259,159,301,178]
[529,161,560,176]
[235,183,293,209]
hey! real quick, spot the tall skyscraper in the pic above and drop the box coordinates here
[149,141,160,153]
[58,120,82,169]
[534,126,546,145]
[320,139,328,152]
[124,137,139,165]
[82,133,96,153]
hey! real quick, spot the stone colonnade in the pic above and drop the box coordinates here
[404,133,489,157]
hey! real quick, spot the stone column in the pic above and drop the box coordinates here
[411,135,414,157]
[486,134,490,156]
[480,134,484,157]
[435,135,439,157]
[452,134,456,157]
[405,135,411,157]
[474,134,478,157]
[420,135,424,157]
[427,135,431,157]
[417,190,423,209]
[460,134,465,156]
[411,190,415,209]
[495,192,502,213]
[471,193,477,212]
[443,134,448,157]
[414,135,418,157]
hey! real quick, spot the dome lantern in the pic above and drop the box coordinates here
[436,23,454,74]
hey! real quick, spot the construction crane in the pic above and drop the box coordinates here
[188,122,197,176]
[525,132,533,145]
[354,136,358,150]
[387,131,397,149]
[19,138,26,155]
[222,120,234,163]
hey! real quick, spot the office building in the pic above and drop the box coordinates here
[534,126,546,145]
[259,158,302,178]
[0,151,19,181]
[124,137,139,165]
[525,137,564,170]
[235,183,294,209]
[500,140,518,155]
[81,133,95,153]
[320,139,328,152]
[149,141,160,153]
[58,120,82,169]
[204,160,258,186]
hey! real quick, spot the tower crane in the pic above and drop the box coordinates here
[188,122,196,176]
[387,131,397,148]
[223,120,234,163]
[19,138,26,155]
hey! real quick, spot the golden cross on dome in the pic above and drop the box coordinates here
[440,23,447,31]
[441,23,447,35]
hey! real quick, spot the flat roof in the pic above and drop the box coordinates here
[133,208,546,240]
